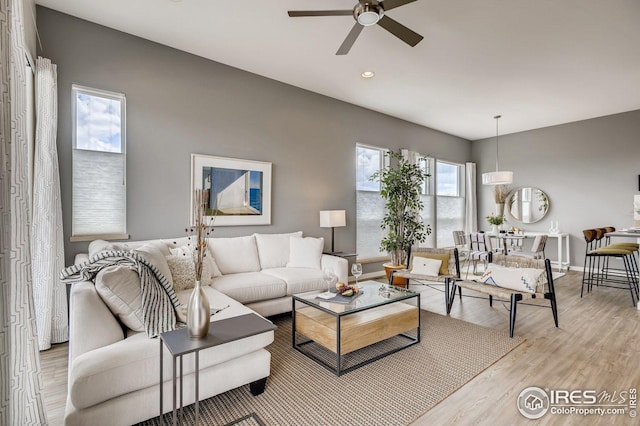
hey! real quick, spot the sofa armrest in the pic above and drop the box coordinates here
[69,281,124,363]
[321,255,348,283]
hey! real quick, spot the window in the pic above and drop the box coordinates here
[356,144,388,260]
[356,146,466,259]
[435,160,465,248]
[71,85,127,241]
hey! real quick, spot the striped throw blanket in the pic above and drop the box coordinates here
[61,250,182,338]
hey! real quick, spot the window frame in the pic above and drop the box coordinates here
[70,84,128,242]
[435,159,465,198]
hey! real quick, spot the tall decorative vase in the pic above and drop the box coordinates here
[495,203,505,218]
[187,280,210,339]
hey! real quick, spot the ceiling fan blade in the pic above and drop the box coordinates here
[380,0,417,11]
[336,23,364,55]
[288,10,352,17]
[377,15,423,47]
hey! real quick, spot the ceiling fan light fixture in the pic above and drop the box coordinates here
[354,4,383,26]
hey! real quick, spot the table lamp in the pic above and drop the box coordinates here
[319,210,346,253]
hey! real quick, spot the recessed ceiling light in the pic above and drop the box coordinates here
[361,71,375,79]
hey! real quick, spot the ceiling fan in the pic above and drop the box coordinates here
[288,0,423,55]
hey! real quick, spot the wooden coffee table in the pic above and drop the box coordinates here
[292,281,420,375]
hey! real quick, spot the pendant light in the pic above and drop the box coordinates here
[482,114,513,185]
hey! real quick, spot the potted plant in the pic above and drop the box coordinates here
[371,150,431,271]
[486,212,506,234]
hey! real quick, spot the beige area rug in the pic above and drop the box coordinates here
[139,311,524,426]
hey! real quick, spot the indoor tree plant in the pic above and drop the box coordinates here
[371,150,431,268]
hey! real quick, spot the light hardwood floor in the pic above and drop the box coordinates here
[41,270,640,425]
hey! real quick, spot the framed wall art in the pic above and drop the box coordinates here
[191,154,272,226]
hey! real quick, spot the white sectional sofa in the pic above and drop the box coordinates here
[65,232,348,426]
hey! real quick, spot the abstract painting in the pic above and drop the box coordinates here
[191,154,272,226]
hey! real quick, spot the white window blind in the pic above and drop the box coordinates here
[356,144,388,260]
[71,85,127,240]
[435,160,465,248]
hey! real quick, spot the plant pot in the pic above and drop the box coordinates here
[383,263,408,288]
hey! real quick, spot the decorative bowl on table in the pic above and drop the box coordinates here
[335,282,360,297]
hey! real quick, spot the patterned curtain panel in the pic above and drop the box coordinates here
[32,57,68,350]
[0,0,48,424]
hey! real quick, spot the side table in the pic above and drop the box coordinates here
[159,313,276,425]
[323,251,357,258]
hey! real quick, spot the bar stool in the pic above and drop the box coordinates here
[602,226,639,281]
[581,228,639,306]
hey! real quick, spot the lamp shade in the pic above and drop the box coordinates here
[481,171,513,185]
[319,210,346,228]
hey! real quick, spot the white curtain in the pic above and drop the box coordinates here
[0,0,48,423]
[465,162,478,233]
[32,57,68,351]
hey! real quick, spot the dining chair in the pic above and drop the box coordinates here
[511,234,547,259]
[467,232,492,277]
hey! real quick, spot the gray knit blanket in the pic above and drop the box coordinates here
[61,250,182,338]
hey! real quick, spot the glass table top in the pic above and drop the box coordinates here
[293,280,418,315]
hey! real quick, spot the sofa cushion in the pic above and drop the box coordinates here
[209,272,286,303]
[254,231,303,269]
[207,235,261,274]
[94,265,144,332]
[286,237,324,269]
[69,289,274,410]
[88,240,132,257]
[133,242,174,287]
[261,267,326,295]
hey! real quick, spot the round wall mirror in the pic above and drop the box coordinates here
[507,187,550,224]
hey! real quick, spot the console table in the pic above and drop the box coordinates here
[489,231,570,272]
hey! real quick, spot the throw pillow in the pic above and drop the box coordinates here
[133,242,174,287]
[411,256,442,276]
[207,235,261,274]
[166,253,196,292]
[287,236,324,269]
[412,253,450,275]
[254,231,303,269]
[170,245,221,281]
[95,265,144,332]
[480,264,545,294]
[88,239,130,257]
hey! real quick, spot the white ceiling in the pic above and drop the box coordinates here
[36,0,640,140]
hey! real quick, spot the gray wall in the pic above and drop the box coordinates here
[36,7,471,266]
[473,110,640,267]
